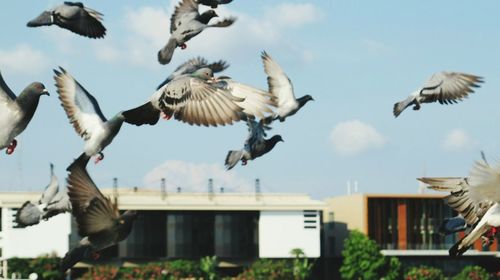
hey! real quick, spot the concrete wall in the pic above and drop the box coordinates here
[259,211,321,258]
[2,208,71,258]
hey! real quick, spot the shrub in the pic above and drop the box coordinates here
[200,256,219,280]
[453,266,491,280]
[166,259,201,279]
[405,266,444,280]
[236,259,294,280]
[339,230,401,280]
[290,248,314,280]
[80,265,119,280]
[7,255,63,280]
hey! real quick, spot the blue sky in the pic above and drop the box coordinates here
[0,0,499,199]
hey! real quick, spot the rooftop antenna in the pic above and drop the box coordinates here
[354,180,358,193]
[113,177,118,205]
[220,186,224,193]
[177,186,181,193]
[208,178,214,200]
[255,178,261,200]
[347,180,351,195]
[161,178,166,200]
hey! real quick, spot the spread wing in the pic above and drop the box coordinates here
[56,4,106,38]
[14,201,42,228]
[468,160,500,204]
[418,176,493,226]
[420,72,483,105]
[261,51,296,109]
[216,80,275,119]
[170,0,198,33]
[75,197,117,237]
[39,173,59,205]
[67,157,113,216]
[158,77,244,126]
[54,67,107,141]
[157,57,228,89]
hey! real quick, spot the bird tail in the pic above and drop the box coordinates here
[208,17,237,28]
[158,38,177,65]
[393,96,415,117]
[14,201,42,228]
[26,11,53,27]
[60,244,92,273]
[123,102,160,126]
[66,153,91,172]
[225,150,244,170]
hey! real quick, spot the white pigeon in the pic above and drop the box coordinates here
[54,67,125,164]
[0,71,49,155]
[421,159,500,256]
[393,72,483,117]
[261,51,313,122]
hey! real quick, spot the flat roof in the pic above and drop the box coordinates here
[0,188,326,211]
[325,193,445,200]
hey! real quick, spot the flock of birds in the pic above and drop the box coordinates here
[5,0,315,273]
[2,0,498,273]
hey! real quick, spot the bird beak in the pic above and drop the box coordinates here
[42,88,50,96]
[214,12,219,17]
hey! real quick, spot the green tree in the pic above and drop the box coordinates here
[200,256,219,280]
[453,266,491,280]
[290,248,314,280]
[339,230,401,280]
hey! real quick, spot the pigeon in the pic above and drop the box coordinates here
[156,57,229,90]
[0,71,49,155]
[261,51,314,122]
[60,158,137,272]
[27,2,106,39]
[225,118,283,170]
[14,164,71,228]
[393,72,483,117]
[418,161,500,256]
[156,56,276,119]
[54,67,125,164]
[123,68,244,127]
[197,0,233,8]
[158,0,236,64]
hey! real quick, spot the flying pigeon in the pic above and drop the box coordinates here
[54,67,125,164]
[393,72,483,117]
[14,164,71,228]
[27,2,106,39]
[60,158,137,272]
[261,51,314,122]
[123,68,244,127]
[225,118,283,170]
[156,57,276,119]
[156,57,229,90]
[0,71,49,155]
[418,164,499,256]
[158,0,236,64]
[197,0,233,8]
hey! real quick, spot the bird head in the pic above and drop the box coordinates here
[192,67,215,81]
[273,135,284,143]
[28,82,50,96]
[304,95,314,102]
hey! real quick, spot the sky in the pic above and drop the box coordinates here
[0,0,499,199]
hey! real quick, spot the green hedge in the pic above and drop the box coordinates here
[8,255,62,280]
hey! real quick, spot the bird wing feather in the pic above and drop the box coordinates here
[420,72,483,105]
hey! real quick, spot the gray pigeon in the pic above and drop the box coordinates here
[14,164,71,228]
[158,0,236,64]
[156,57,229,90]
[123,68,244,127]
[0,71,49,155]
[27,2,106,39]
[54,67,125,164]
[225,118,283,170]
[197,0,233,8]
[60,158,137,272]
[393,72,483,117]
[261,51,313,123]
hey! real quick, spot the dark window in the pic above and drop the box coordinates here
[214,212,259,258]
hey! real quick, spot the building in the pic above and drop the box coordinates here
[324,193,500,276]
[0,188,324,275]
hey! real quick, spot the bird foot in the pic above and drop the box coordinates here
[180,43,187,50]
[6,139,17,155]
[161,112,172,120]
[242,159,247,166]
[91,252,100,260]
[94,153,104,164]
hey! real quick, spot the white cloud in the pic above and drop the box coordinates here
[143,160,253,192]
[330,120,386,155]
[0,45,49,74]
[269,3,325,27]
[443,129,473,151]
